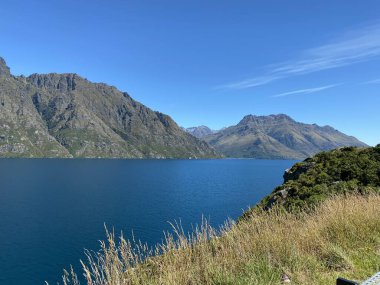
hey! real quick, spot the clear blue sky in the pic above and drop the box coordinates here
[1,0,379,145]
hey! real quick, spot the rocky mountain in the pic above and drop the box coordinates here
[185,126,217,138]
[0,57,219,158]
[203,114,367,159]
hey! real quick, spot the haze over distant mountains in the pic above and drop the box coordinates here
[187,114,367,159]
[0,57,219,158]
[185,126,218,139]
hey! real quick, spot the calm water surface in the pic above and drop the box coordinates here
[0,159,296,285]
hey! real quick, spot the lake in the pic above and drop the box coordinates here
[0,159,296,285]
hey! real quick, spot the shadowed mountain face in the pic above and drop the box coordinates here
[203,114,367,159]
[0,57,219,158]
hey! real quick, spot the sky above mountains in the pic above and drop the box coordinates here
[1,0,379,145]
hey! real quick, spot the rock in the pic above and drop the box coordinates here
[279,189,289,198]
[264,187,291,210]
[0,57,11,78]
[283,162,315,182]
[281,273,291,283]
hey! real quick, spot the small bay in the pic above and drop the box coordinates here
[0,159,295,285]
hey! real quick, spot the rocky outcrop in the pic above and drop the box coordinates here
[27,73,78,92]
[263,187,292,210]
[283,161,316,182]
[0,58,11,78]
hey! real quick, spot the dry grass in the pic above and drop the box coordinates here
[62,194,380,285]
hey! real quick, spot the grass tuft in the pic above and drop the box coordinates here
[61,194,380,285]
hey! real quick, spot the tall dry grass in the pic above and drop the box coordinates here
[61,194,380,285]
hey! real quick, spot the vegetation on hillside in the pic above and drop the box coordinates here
[61,195,380,285]
[254,145,380,212]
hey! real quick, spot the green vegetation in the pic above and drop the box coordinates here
[255,145,380,212]
[61,146,380,285]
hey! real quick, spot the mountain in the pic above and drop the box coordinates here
[0,57,219,158]
[203,114,367,159]
[185,126,217,138]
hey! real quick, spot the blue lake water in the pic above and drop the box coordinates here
[0,159,296,285]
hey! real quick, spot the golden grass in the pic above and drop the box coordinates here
[62,194,380,285]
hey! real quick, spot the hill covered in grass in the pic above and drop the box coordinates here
[59,146,380,285]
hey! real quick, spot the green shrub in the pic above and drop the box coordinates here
[256,145,380,212]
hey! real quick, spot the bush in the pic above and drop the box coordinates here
[257,145,380,211]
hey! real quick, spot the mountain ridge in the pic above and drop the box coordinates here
[0,57,367,159]
[0,57,219,158]
[201,114,367,159]
[185,125,218,138]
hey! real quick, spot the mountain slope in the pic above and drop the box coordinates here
[204,114,367,159]
[185,126,217,138]
[0,57,219,158]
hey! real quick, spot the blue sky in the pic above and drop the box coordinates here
[1,0,379,145]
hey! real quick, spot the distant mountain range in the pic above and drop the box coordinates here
[0,57,219,158]
[187,114,367,159]
[0,57,367,159]
[185,126,218,138]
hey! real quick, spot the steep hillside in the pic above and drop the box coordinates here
[0,57,219,158]
[204,114,367,159]
[0,59,71,157]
